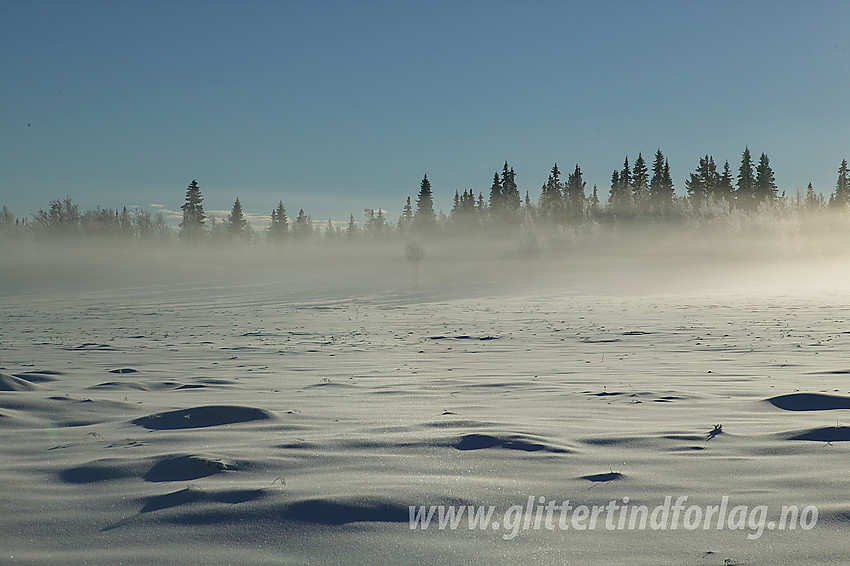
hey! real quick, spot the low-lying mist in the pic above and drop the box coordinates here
[2,209,848,302]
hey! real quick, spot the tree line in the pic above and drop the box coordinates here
[2,152,847,244]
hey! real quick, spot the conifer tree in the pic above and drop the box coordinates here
[662,160,673,200]
[399,196,414,233]
[704,156,721,199]
[686,155,720,208]
[363,208,376,235]
[376,209,387,235]
[488,172,503,215]
[718,160,735,203]
[500,162,521,212]
[346,214,358,239]
[608,169,620,205]
[608,159,635,214]
[632,153,649,208]
[565,164,587,221]
[450,190,478,229]
[0,205,14,230]
[118,207,133,238]
[325,219,337,239]
[268,201,288,240]
[588,184,600,217]
[649,150,666,211]
[179,179,206,241]
[805,183,819,209]
[754,153,777,202]
[228,197,248,239]
[831,158,849,207]
[685,165,706,208]
[294,209,311,238]
[524,191,536,218]
[414,174,436,232]
[737,147,756,208]
[465,190,476,212]
[538,163,564,223]
[620,156,632,196]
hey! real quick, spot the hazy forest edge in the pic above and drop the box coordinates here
[1,152,848,253]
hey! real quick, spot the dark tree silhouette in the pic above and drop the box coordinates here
[228,197,248,239]
[538,163,564,223]
[565,164,587,222]
[737,147,756,209]
[179,180,206,241]
[488,172,503,214]
[346,213,358,239]
[632,153,649,209]
[831,159,849,208]
[269,201,289,240]
[399,196,414,233]
[718,160,735,203]
[500,162,521,213]
[414,174,436,233]
[754,153,777,203]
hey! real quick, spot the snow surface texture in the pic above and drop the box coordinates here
[1,232,849,565]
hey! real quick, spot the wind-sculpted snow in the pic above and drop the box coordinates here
[767,392,850,411]
[132,405,275,429]
[1,235,849,565]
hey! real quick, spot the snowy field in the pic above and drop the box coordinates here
[1,228,849,565]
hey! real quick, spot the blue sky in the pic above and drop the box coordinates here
[2,0,848,226]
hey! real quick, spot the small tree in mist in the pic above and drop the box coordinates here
[686,155,721,211]
[153,211,170,242]
[538,163,564,224]
[293,209,312,239]
[631,153,649,211]
[736,147,756,209]
[133,209,154,240]
[179,180,206,241]
[587,185,601,218]
[831,159,849,208]
[754,153,777,203]
[501,162,521,213]
[649,150,666,213]
[0,205,17,240]
[268,201,289,241]
[565,164,587,222]
[323,219,341,240]
[32,197,81,236]
[404,241,425,289]
[450,189,478,232]
[718,160,736,204]
[414,174,436,233]
[117,207,133,238]
[803,183,820,210]
[648,150,675,216]
[131,208,170,242]
[398,196,414,235]
[207,215,227,240]
[227,197,249,241]
[376,209,387,236]
[619,156,632,202]
[346,214,358,239]
[607,160,635,218]
[488,172,503,216]
[363,208,388,238]
[662,159,674,210]
[487,161,521,228]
